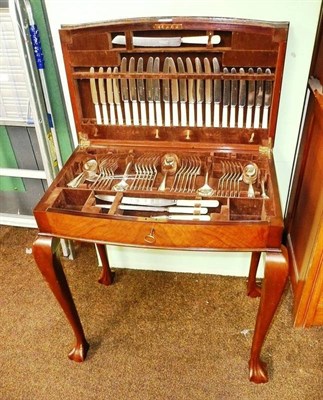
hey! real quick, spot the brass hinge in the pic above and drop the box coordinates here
[79,132,90,148]
[259,145,272,158]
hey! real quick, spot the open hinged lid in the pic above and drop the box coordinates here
[59,16,289,151]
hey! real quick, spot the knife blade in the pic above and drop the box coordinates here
[222,67,230,127]
[95,194,219,208]
[177,57,187,126]
[137,57,147,126]
[129,57,139,126]
[146,57,155,126]
[238,68,246,128]
[112,35,221,47]
[153,57,162,126]
[162,57,171,126]
[246,68,255,128]
[113,66,123,125]
[120,57,131,125]
[96,203,208,214]
[230,67,238,127]
[254,67,264,128]
[169,57,179,126]
[213,57,221,127]
[195,57,204,127]
[90,67,102,124]
[204,58,212,127]
[262,68,272,129]
[106,67,116,125]
[98,67,109,125]
[186,57,195,127]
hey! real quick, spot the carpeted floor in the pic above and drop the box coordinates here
[1,225,322,400]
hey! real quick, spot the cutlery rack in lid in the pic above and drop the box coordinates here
[60,17,288,149]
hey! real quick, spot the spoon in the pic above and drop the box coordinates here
[67,159,97,188]
[242,162,258,198]
[158,153,179,191]
[197,158,214,197]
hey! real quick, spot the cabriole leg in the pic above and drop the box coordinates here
[249,246,288,383]
[33,235,89,362]
[247,251,262,297]
[97,243,114,286]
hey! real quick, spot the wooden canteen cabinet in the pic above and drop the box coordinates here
[33,17,289,383]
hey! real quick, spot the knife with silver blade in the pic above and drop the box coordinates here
[246,68,255,129]
[98,67,109,124]
[153,57,162,126]
[169,57,179,126]
[195,57,204,127]
[129,57,139,125]
[113,66,123,125]
[120,57,131,125]
[106,67,116,125]
[186,57,195,127]
[222,67,230,127]
[96,204,208,214]
[230,67,238,127]
[90,67,102,124]
[238,68,246,128]
[213,57,221,127]
[177,57,187,126]
[162,57,171,126]
[262,68,272,129]
[137,57,147,126]
[112,35,221,47]
[146,57,155,126]
[95,194,219,208]
[204,58,212,127]
[254,67,264,128]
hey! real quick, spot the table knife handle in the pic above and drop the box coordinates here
[238,107,244,128]
[230,106,236,127]
[164,102,171,126]
[254,106,260,128]
[180,103,187,126]
[172,103,179,126]
[262,107,269,129]
[124,102,131,125]
[197,103,203,127]
[189,103,195,127]
[148,102,155,126]
[213,103,220,127]
[116,104,123,125]
[140,102,147,126]
[156,102,163,126]
[205,103,211,127]
[132,101,139,125]
[109,104,116,125]
[94,104,102,125]
[222,105,228,128]
[246,107,252,129]
[102,105,109,125]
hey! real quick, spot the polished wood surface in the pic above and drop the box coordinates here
[32,17,289,383]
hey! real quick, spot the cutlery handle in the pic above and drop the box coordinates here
[94,104,102,125]
[172,103,179,126]
[222,105,228,127]
[230,106,236,127]
[213,103,220,127]
[238,106,244,128]
[164,102,171,126]
[197,103,203,127]
[177,199,219,207]
[109,104,116,125]
[180,103,187,126]
[102,105,109,125]
[167,206,207,214]
[132,101,139,125]
[148,102,155,126]
[140,102,147,126]
[189,103,195,127]
[166,214,211,221]
[124,102,131,125]
[205,103,211,127]
[116,104,123,125]
[254,106,260,128]
[156,102,163,126]
[246,107,252,128]
[262,107,269,129]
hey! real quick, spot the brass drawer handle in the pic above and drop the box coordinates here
[144,228,155,244]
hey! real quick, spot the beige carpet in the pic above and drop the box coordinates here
[1,225,322,400]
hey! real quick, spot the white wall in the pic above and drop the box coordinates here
[45,0,321,276]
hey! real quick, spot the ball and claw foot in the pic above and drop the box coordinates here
[68,340,90,362]
[249,358,269,384]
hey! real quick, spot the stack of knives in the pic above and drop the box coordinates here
[89,57,273,129]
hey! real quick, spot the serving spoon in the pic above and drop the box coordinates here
[67,159,97,188]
